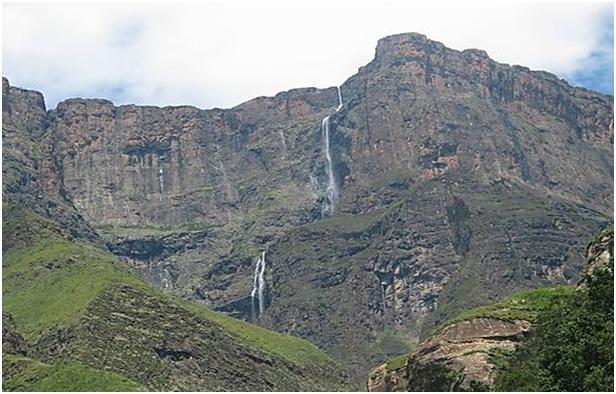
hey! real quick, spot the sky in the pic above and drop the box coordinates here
[2,1,614,110]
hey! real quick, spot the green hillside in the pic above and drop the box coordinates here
[2,355,143,391]
[2,203,352,391]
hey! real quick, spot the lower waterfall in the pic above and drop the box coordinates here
[250,251,267,319]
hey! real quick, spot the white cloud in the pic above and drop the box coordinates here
[2,1,612,109]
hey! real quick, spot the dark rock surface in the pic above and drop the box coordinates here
[2,313,27,356]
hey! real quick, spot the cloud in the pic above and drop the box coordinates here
[2,1,613,109]
[566,8,614,94]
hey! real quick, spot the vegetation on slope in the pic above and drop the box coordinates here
[440,285,575,330]
[2,355,143,392]
[2,203,351,391]
[3,237,142,338]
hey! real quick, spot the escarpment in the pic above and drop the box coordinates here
[2,32,613,383]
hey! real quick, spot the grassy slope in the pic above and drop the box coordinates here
[2,203,350,391]
[182,300,335,367]
[2,355,143,392]
[3,238,142,338]
[440,285,575,328]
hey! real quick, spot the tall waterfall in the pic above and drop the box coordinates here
[321,86,343,215]
[250,251,267,318]
[158,167,164,193]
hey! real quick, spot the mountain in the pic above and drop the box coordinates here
[367,228,613,391]
[2,32,613,383]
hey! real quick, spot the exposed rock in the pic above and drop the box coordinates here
[2,78,100,245]
[413,318,531,390]
[44,88,336,228]
[368,317,532,391]
[581,228,613,282]
[2,313,27,356]
[368,364,401,392]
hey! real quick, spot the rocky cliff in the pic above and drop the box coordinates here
[2,32,613,382]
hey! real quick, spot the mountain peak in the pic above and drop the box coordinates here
[373,32,495,67]
[375,32,444,59]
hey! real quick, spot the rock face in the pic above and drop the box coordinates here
[45,88,336,227]
[423,318,530,388]
[2,32,613,382]
[368,318,532,391]
[2,78,99,245]
[581,228,614,281]
[2,313,27,356]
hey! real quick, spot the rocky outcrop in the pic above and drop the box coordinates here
[368,318,531,391]
[2,32,613,383]
[581,228,613,281]
[409,318,531,389]
[2,313,27,356]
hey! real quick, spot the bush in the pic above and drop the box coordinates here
[494,268,614,391]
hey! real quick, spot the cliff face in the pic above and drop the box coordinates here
[45,87,338,227]
[2,32,613,382]
[339,33,612,214]
[2,78,99,244]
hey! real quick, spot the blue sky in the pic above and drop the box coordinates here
[566,9,613,95]
[2,1,614,109]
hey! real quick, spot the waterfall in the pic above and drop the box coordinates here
[336,85,343,111]
[250,251,267,319]
[158,167,164,193]
[321,86,343,215]
[257,251,266,314]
